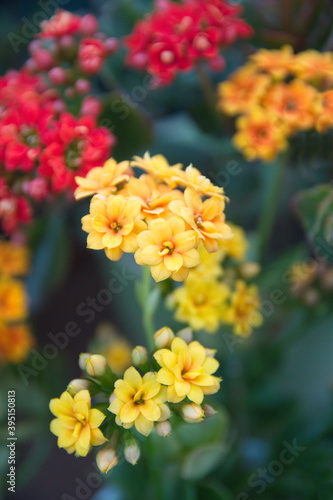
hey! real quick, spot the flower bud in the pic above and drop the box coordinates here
[239,262,261,280]
[96,444,118,473]
[85,354,107,376]
[67,378,90,395]
[154,327,174,349]
[177,327,193,343]
[48,67,68,85]
[124,438,140,465]
[203,404,217,418]
[104,38,118,54]
[155,420,172,437]
[181,403,204,423]
[79,352,91,370]
[75,78,91,94]
[33,49,55,70]
[79,14,99,36]
[132,346,148,367]
[80,96,102,117]
[205,348,217,358]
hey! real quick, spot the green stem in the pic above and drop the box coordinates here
[256,154,288,264]
[195,62,222,133]
[138,266,158,354]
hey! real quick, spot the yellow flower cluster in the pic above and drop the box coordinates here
[75,153,232,282]
[168,225,263,336]
[0,241,33,364]
[50,330,220,467]
[218,46,333,161]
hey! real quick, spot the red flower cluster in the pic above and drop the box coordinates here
[26,10,118,95]
[125,0,253,85]
[0,70,114,234]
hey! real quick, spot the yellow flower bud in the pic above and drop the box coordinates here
[79,352,91,370]
[205,348,217,358]
[67,379,91,395]
[177,327,193,343]
[124,439,140,465]
[96,444,119,473]
[132,345,148,366]
[239,262,261,279]
[85,355,107,376]
[153,327,174,349]
[155,420,172,437]
[181,403,204,423]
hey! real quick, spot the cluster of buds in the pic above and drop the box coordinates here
[50,327,220,471]
[26,10,118,103]
[288,260,333,307]
[125,0,252,86]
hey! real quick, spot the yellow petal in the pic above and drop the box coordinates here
[75,425,91,457]
[136,230,156,248]
[156,367,174,386]
[173,231,196,252]
[108,398,124,415]
[87,231,104,250]
[106,195,126,220]
[90,428,107,446]
[50,418,63,437]
[136,245,162,265]
[202,197,221,220]
[105,247,123,261]
[187,385,204,404]
[174,380,190,397]
[168,216,186,235]
[114,380,136,402]
[150,262,171,282]
[154,349,177,369]
[171,268,189,281]
[141,380,161,399]
[203,357,219,375]
[102,232,122,249]
[166,385,183,403]
[134,414,154,436]
[164,253,183,272]
[140,400,161,421]
[182,248,200,268]
[124,366,142,389]
[171,337,188,354]
[89,408,106,429]
[121,233,138,253]
[58,428,76,449]
[119,401,141,423]
[149,219,172,243]
[49,398,72,418]
[91,214,109,232]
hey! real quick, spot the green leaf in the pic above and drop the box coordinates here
[181,443,228,481]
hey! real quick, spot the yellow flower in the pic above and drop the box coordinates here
[82,195,147,261]
[169,188,232,253]
[292,50,333,82]
[171,165,224,199]
[0,322,34,364]
[135,217,200,282]
[168,278,229,333]
[105,339,132,376]
[50,390,107,457]
[233,107,288,162]
[154,337,220,404]
[74,158,132,200]
[124,174,183,221]
[131,152,183,188]
[223,280,262,337]
[262,80,317,133]
[108,367,170,436]
[219,223,248,261]
[0,277,28,322]
[315,90,333,132]
[250,45,295,79]
[218,63,271,115]
[0,241,30,276]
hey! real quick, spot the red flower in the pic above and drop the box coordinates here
[78,39,107,74]
[38,113,115,193]
[0,189,32,235]
[125,0,253,85]
[39,10,81,38]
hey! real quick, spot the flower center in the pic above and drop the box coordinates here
[193,34,210,52]
[65,139,84,170]
[285,99,297,111]
[159,240,174,256]
[195,214,204,228]
[74,412,87,425]
[160,50,175,65]
[110,221,122,232]
[20,126,39,147]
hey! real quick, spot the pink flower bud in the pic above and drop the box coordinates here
[75,78,91,94]
[80,96,102,117]
[209,55,226,72]
[104,38,118,54]
[28,40,43,55]
[22,178,48,201]
[33,49,55,70]
[58,35,75,50]
[79,14,99,36]
[48,67,68,85]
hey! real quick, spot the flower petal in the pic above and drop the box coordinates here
[134,414,154,436]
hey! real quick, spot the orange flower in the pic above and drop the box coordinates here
[0,277,28,322]
[124,174,183,221]
[171,165,224,199]
[250,45,295,79]
[292,50,333,82]
[0,241,30,276]
[218,63,271,115]
[169,188,232,252]
[82,195,146,261]
[131,153,183,188]
[262,80,317,133]
[0,322,34,364]
[233,107,288,162]
[135,217,200,282]
[315,90,333,132]
[74,158,132,200]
